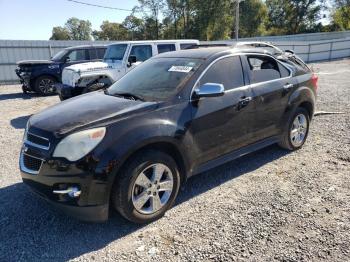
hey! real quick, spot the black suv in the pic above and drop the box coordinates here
[19,46,318,223]
[15,45,106,95]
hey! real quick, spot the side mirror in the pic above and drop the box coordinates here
[194,83,225,98]
[65,57,71,63]
[285,49,295,55]
[127,55,137,67]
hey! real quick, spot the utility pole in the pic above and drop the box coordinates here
[235,0,243,41]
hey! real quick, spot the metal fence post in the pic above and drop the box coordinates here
[329,42,333,61]
[48,44,53,58]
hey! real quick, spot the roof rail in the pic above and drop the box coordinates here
[185,43,232,49]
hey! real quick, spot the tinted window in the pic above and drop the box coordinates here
[180,43,198,50]
[279,63,290,78]
[67,49,88,61]
[246,55,281,84]
[108,58,202,101]
[200,56,244,91]
[157,44,176,54]
[96,48,106,59]
[130,45,152,62]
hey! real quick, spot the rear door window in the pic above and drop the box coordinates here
[130,45,153,62]
[246,55,284,84]
[66,49,89,61]
[200,56,244,91]
[180,43,198,50]
[157,44,176,54]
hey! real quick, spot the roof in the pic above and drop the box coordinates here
[107,39,199,46]
[156,46,274,60]
[65,44,107,50]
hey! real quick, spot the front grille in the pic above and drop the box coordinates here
[27,133,50,148]
[25,132,50,150]
[22,153,43,173]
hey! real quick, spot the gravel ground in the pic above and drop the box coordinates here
[0,59,349,262]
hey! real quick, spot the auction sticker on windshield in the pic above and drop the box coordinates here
[168,66,193,73]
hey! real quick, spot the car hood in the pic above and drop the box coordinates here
[65,60,122,73]
[17,60,53,66]
[29,92,157,135]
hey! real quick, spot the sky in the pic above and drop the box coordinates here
[0,0,139,40]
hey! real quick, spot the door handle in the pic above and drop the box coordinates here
[237,96,252,110]
[283,83,294,91]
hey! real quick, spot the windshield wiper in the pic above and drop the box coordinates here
[109,92,145,101]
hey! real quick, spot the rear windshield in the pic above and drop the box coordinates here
[107,57,203,101]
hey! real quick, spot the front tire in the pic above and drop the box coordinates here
[112,150,181,224]
[278,107,310,150]
[34,75,56,95]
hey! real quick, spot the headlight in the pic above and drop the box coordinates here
[53,127,106,161]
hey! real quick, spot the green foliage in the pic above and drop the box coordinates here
[50,0,343,41]
[93,21,128,40]
[332,1,350,30]
[50,27,71,40]
[50,17,92,40]
[265,0,323,35]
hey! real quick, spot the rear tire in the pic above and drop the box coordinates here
[34,75,56,95]
[278,107,310,150]
[111,150,181,224]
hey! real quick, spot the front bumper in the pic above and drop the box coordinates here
[19,144,110,222]
[15,69,32,89]
[23,178,108,222]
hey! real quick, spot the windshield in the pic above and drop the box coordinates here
[107,57,203,101]
[51,50,67,61]
[104,44,128,61]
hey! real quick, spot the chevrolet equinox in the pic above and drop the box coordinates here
[19,45,318,223]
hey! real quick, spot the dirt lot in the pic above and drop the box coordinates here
[0,59,349,262]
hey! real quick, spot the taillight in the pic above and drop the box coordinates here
[311,73,318,92]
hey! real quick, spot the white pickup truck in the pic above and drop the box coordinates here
[56,40,199,100]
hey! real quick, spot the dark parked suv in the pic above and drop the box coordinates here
[15,45,106,95]
[19,45,318,223]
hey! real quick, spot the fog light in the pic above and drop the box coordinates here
[53,186,81,198]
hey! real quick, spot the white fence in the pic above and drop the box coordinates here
[1,31,350,84]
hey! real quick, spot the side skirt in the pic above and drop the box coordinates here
[190,136,280,176]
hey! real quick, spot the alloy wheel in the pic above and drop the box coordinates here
[38,78,55,94]
[132,163,174,215]
[290,113,308,147]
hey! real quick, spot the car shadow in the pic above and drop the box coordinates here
[0,145,288,261]
[10,115,31,129]
[0,92,40,101]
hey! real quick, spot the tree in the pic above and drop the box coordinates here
[50,26,71,40]
[49,17,92,40]
[93,21,128,40]
[331,0,350,30]
[238,0,268,37]
[265,0,323,35]
[65,17,92,40]
[123,15,145,40]
[137,0,166,39]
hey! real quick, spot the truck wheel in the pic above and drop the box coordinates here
[278,107,310,150]
[34,76,56,95]
[112,150,181,224]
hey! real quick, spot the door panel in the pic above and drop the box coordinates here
[242,55,297,140]
[189,56,255,166]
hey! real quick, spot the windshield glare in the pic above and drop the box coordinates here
[107,57,202,101]
[51,50,67,61]
[104,44,128,61]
